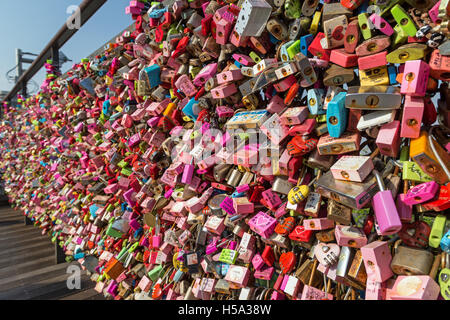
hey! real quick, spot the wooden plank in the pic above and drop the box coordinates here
[0,255,54,279]
[0,241,53,259]
[0,273,93,300]
[59,288,103,300]
[0,262,72,288]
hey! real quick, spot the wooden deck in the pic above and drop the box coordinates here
[0,205,103,300]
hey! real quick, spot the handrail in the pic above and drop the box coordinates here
[2,0,108,103]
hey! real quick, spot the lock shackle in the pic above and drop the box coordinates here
[373,170,386,191]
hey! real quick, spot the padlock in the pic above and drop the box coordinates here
[391,246,434,275]
[361,241,394,283]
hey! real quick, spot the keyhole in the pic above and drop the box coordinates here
[333,76,343,85]
[405,72,415,81]
[366,95,379,107]
[367,43,377,52]
[341,170,350,179]
[399,52,409,60]
[328,116,339,125]
[347,34,355,43]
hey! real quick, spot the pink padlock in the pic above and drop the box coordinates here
[361,241,394,283]
[261,189,282,209]
[365,279,385,300]
[334,225,368,248]
[400,96,424,139]
[390,276,440,300]
[400,60,430,97]
[403,181,440,205]
[376,120,401,158]
[252,253,265,271]
[193,63,217,87]
[280,106,309,125]
[215,19,233,45]
[314,242,340,267]
[267,95,287,114]
[217,69,243,84]
[301,285,334,300]
[254,266,274,280]
[303,218,335,230]
[369,14,394,36]
[211,83,238,99]
[358,51,387,70]
[224,265,250,287]
[428,1,441,23]
[396,194,413,222]
[248,211,277,239]
[273,75,297,92]
[280,275,300,297]
[232,197,254,214]
[330,49,358,68]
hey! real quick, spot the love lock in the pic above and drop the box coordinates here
[314,242,340,267]
[398,221,431,248]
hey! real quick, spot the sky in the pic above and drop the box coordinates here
[0,0,133,95]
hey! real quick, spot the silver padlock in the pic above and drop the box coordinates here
[272,176,294,195]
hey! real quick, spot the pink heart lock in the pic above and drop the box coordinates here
[314,242,340,267]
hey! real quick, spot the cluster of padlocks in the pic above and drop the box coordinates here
[0,0,449,300]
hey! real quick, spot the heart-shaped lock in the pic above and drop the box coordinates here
[314,242,340,266]
[279,251,296,274]
[398,221,431,248]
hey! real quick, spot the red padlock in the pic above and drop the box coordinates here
[398,221,431,248]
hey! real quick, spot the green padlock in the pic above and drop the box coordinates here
[148,265,164,281]
[391,4,417,37]
[358,13,372,40]
[284,0,301,19]
[429,215,447,248]
[218,249,238,265]
[402,161,433,182]
[439,268,450,300]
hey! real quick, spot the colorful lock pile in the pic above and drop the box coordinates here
[0,0,450,300]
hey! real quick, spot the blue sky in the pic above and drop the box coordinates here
[0,0,133,94]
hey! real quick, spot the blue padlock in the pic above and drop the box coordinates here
[143,64,161,89]
[307,88,325,115]
[182,97,200,121]
[148,8,167,18]
[440,229,450,253]
[89,204,99,218]
[300,34,314,57]
[280,40,295,62]
[388,65,397,85]
[102,100,111,116]
[326,91,348,138]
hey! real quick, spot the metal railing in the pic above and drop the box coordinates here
[2,0,108,103]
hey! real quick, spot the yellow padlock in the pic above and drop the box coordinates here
[288,185,310,205]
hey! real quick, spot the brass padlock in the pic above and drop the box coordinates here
[391,246,434,275]
[347,249,367,286]
[327,199,352,225]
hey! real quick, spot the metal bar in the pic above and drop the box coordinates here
[2,0,107,103]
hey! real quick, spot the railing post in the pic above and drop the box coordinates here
[24,216,33,225]
[55,242,66,264]
[21,81,27,99]
[51,45,60,74]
